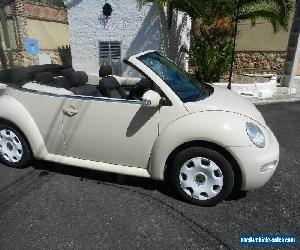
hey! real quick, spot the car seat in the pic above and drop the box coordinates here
[69,71,101,97]
[62,68,75,79]
[99,65,127,99]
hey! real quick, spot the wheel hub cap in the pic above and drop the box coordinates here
[0,129,23,163]
[179,157,223,200]
[7,141,13,151]
[195,173,206,185]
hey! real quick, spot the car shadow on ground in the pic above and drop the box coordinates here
[32,160,178,198]
[31,160,247,203]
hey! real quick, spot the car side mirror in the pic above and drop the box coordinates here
[141,90,161,108]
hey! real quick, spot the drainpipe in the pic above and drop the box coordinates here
[287,1,300,89]
[0,31,7,69]
[228,0,239,90]
[0,6,14,68]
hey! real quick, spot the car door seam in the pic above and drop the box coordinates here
[60,97,68,154]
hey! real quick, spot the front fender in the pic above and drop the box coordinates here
[149,111,252,180]
[0,83,7,95]
[0,95,47,158]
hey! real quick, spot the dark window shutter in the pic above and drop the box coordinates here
[99,41,121,75]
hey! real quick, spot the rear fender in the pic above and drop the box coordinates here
[0,95,47,158]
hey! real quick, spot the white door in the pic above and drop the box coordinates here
[61,96,159,169]
[12,90,66,156]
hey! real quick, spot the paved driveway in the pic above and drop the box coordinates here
[0,102,299,250]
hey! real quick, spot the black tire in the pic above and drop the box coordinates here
[169,147,234,206]
[0,123,32,168]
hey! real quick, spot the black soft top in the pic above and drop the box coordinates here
[0,64,67,85]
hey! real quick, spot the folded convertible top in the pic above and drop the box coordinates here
[0,64,67,85]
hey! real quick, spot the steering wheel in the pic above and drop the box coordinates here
[128,78,152,100]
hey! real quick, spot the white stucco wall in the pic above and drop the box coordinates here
[65,0,191,75]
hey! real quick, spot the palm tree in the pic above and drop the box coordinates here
[139,0,293,31]
[138,0,295,83]
[236,0,293,32]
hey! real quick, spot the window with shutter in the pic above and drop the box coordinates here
[99,41,121,75]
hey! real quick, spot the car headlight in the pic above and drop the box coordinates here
[246,122,265,148]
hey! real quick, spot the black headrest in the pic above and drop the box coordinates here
[61,68,75,79]
[70,71,89,87]
[35,72,54,84]
[99,65,112,78]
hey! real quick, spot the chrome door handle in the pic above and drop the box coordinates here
[63,107,78,117]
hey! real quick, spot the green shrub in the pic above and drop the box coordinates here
[189,41,234,84]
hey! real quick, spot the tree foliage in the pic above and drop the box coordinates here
[138,0,293,31]
[137,0,295,83]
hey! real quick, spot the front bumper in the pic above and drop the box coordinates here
[227,126,279,191]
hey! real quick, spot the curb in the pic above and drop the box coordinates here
[249,95,300,105]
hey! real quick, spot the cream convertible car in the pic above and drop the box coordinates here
[0,51,279,206]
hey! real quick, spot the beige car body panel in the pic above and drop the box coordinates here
[0,89,48,158]
[149,111,253,180]
[44,153,151,178]
[0,51,279,191]
[227,126,279,190]
[61,96,159,169]
[184,85,266,126]
[7,88,67,156]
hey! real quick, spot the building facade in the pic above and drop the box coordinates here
[65,0,191,76]
[1,0,295,83]
[65,0,296,78]
[0,0,70,69]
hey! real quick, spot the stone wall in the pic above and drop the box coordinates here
[25,0,65,9]
[12,50,31,67]
[234,52,286,74]
[12,0,28,50]
[24,2,68,23]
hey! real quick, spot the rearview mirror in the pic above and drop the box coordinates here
[141,90,161,108]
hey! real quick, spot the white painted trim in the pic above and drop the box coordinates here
[213,77,277,99]
[290,34,300,88]
[0,83,7,90]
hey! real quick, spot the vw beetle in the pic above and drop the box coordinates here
[0,51,279,206]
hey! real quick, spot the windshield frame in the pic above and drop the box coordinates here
[137,52,210,103]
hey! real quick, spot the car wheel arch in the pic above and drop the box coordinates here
[164,140,243,192]
[0,95,47,159]
[0,117,33,154]
[0,117,33,167]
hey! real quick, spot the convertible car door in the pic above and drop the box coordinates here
[61,96,159,169]
[10,89,66,156]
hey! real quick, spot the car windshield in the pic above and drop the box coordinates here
[138,52,210,103]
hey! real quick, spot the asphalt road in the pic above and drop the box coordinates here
[0,102,299,250]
